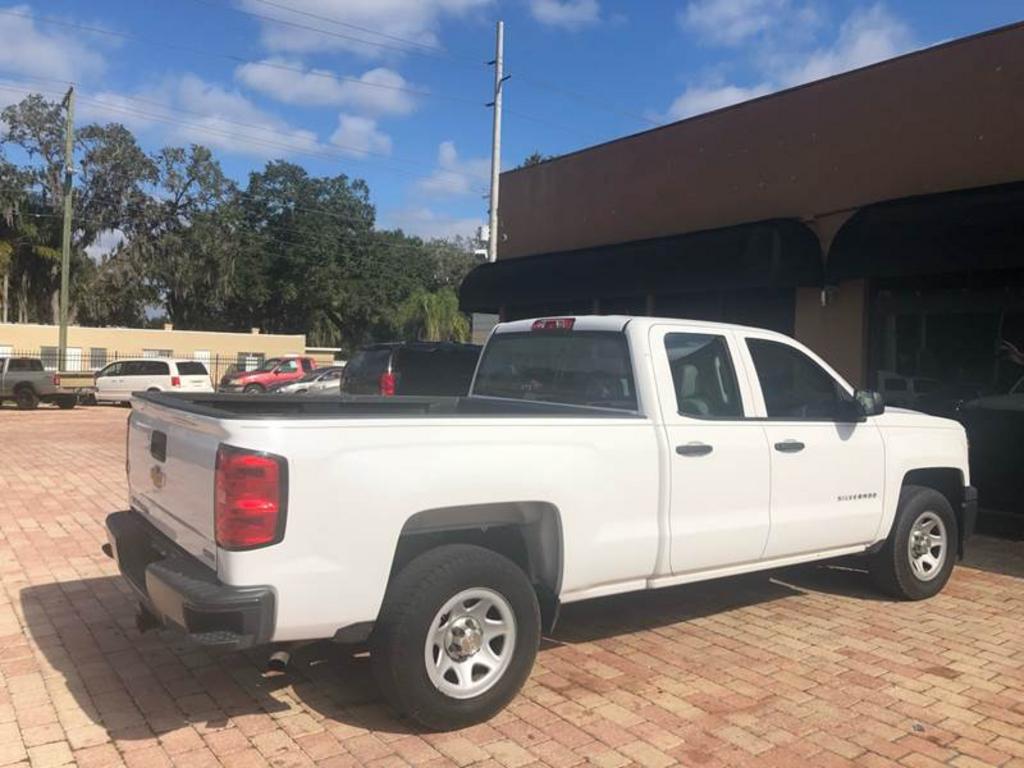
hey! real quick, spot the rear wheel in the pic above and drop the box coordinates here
[870,485,957,600]
[57,396,76,410]
[15,387,39,410]
[370,544,540,731]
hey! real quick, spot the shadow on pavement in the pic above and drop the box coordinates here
[22,560,896,739]
[960,533,1024,579]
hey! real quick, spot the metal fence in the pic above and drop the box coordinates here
[0,348,338,385]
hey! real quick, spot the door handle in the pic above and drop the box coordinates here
[676,442,713,457]
[774,440,805,453]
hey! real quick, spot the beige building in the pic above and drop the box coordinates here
[0,322,323,384]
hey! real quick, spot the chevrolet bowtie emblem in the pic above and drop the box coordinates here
[150,465,166,489]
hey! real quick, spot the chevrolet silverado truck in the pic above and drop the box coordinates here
[0,357,78,409]
[105,316,977,729]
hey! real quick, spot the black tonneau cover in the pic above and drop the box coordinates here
[134,392,643,420]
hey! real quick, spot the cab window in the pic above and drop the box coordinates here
[664,333,743,418]
[746,339,852,420]
[276,360,299,373]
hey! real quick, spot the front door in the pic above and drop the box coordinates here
[650,326,771,574]
[740,335,885,558]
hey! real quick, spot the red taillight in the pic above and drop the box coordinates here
[531,317,575,332]
[52,373,61,386]
[379,371,396,396]
[171,375,181,387]
[215,445,287,550]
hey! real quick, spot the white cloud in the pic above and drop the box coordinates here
[235,59,417,115]
[237,0,492,57]
[663,81,772,120]
[380,206,483,239]
[529,0,600,29]
[778,3,914,87]
[417,140,489,197]
[329,114,391,156]
[0,4,107,81]
[679,0,810,46]
[663,3,916,121]
[79,74,321,160]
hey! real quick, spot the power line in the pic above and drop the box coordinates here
[8,207,483,261]
[0,9,474,105]
[187,0,470,62]
[0,81,490,188]
[240,0,474,60]
[0,8,605,144]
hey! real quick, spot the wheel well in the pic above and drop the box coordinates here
[903,468,964,508]
[13,382,36,394]
[902,467,966,552]
[391,502,563,632]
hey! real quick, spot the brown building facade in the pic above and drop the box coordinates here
[461,21,1024,393]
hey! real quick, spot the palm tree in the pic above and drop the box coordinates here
[399,287,470,342]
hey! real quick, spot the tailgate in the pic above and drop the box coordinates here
[127,405,220,570]
[181,374,213,392]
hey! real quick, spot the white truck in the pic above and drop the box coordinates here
[105,316,977,729]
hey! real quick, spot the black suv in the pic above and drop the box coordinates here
[341,342,482,397]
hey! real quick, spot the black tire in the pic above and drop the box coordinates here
[243,384,264,394]
[870,485,957,600]
[56,396,76,410]
[370,544,540,731]
[14,387,39,410]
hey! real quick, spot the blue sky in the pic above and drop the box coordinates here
[1,0,1021,246]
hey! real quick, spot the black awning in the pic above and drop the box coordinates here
[827,181,1024,283]
[460,218,822,313]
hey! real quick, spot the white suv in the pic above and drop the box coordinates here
[94,358,213,403]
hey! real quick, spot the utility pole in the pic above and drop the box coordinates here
[486,20,508,263]
[58,86,74,372]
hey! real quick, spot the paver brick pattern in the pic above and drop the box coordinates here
[1,405,1023,768]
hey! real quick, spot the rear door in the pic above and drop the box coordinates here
[175,361,214,391]
[127,405,219,568]
[649,325,771,573]
[740,335,885,557]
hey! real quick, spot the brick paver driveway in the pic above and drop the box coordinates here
[2,406,1023,768]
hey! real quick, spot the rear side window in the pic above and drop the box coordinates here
[176,362,208,376]
[7,358,43,372]
[301,359,314,373]
[473,331,637,410]
[344,349,391,380]
[395,346,481,396]
[665,333,743,418]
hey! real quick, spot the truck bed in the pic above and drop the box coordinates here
[136,391,642,419]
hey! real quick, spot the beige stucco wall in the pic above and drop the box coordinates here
[794,280,868,387]
[0,323,306,359]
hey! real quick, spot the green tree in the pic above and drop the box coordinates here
[517,151,554,169]
[398,287,470,342]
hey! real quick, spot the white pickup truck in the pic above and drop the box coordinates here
[106,315,977,729]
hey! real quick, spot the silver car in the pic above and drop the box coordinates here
[270,366,345,395]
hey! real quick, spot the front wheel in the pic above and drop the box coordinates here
[243,384,264,394]
[370,544,540,731]
[870,485,957,600]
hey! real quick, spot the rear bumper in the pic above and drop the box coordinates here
[960,485,978,556]
[105,510,275,648]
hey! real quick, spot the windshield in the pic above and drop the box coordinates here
[472,331,637,410]
[253,357,285,372]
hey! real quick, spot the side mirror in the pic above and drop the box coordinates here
[855,389,885,417]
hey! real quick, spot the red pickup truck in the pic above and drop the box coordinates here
[219,356,316,393]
